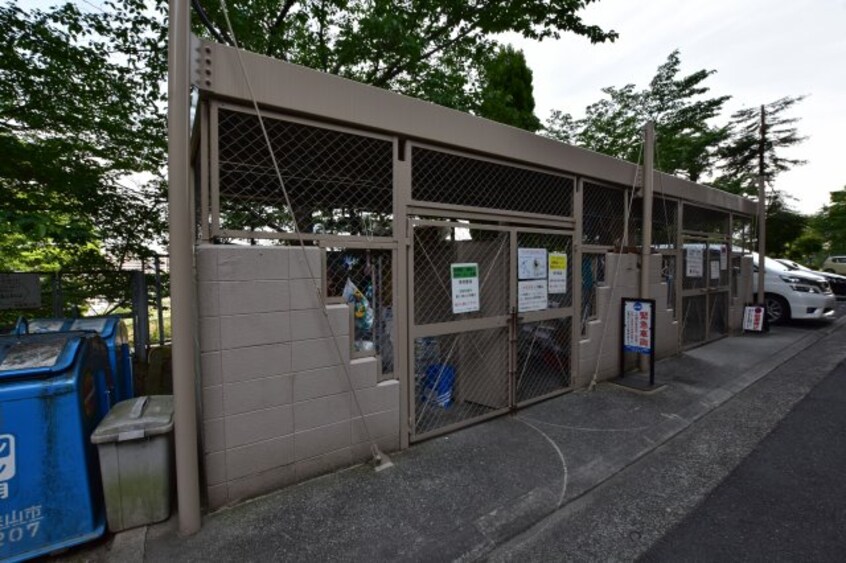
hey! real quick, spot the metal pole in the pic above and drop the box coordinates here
[640,122,655,372]
[168,0,201,535]
[756,105,766,305]
[641,121,655,298]
[155,256,165,345]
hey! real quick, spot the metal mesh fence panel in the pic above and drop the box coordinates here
[682,242,708,291]
[216,106,394,237]
[580,253,606,334]
[411,147,574,217]
[629,196,679,249]
[516,231,573,309]
[662,254,677,314]
[682,295,707,346]
[732,215,755,253]
[583,183,627,247]
[708,292,729,338]
[414,327,509,437]
[326,248,394,374]
[683,204,729,235]
[516,317,572,403]
[413,225,510,326]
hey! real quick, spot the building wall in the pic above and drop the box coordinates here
[196,245,400,510]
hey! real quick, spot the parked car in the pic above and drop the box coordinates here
[821,255,846,275]
[753,254,836,323]
[775,258,846,299]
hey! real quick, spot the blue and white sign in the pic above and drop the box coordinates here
[623,300,653,354]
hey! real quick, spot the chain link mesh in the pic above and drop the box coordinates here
[629,196,679,249]
[681,294,707,346]
[582,182,627,247]
[580,253,606,334]
[661,254,677,314]
[411,147,574,217]
[680,205,731,347]
[413,225,510,325]
[516,317,572,403]
[515,231,573,402]
[413,328,510,436]
[412,222,511,436]
[326,248,394,374]
[216,106,394,237]
[682,204,730,235]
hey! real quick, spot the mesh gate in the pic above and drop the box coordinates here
[681,205,731,347]
[514,231,573,405]
[411,222,511,438]
[410,221,574,439]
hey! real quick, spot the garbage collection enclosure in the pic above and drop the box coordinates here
[190,39,757,504]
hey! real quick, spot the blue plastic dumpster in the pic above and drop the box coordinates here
[0,332,111,562]
[68,317,133,403]
[26,316,134,403]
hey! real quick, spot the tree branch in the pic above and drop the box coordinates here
[265,0,298,57]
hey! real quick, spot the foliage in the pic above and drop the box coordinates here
[544,50,730,182]
[714,96,807,198]
[477,45,541,132]
[765,196,806,257]
[193,0,617,112]
[0,0,168,273]
[811,186,846,256]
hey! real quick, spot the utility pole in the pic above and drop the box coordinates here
[168,0,201,535]
[757,105,766,305]
[640,121,655,371]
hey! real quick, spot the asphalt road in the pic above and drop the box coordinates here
[489,313,846,562]
[642,358,846,562]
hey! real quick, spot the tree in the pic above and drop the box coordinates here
[0,1,168,273]
[477,45,541,131]
[192,0,617,112]
[714,96,807,199]
[812,186,846,256]
[765,198,806,257]
[544,50,730,182]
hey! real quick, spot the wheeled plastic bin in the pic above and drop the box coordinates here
[27,316,134,403]
[91,395,174,532]
[0,332,112,562]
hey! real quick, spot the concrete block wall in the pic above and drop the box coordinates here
[577,253,678,387]
[196,245,400,510]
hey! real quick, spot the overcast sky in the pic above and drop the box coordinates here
[500,0,846,214]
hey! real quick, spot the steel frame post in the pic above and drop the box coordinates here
[168,0,201,535]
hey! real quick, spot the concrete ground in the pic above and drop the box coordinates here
[61,311,846,562]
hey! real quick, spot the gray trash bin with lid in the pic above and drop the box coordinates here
[91,395,174,532]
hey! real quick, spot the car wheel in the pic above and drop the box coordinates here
[765,294,791,324]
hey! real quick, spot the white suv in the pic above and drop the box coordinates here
[754,254,836,323]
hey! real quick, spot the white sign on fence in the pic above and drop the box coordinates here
[518,280,548,312]
[685,247,704,277]
[0,274,41,310]
[518,248,547,280]
[450,263,480,314]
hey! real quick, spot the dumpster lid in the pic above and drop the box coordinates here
[28,318,68,333]
[92,396,174,443]
[0,334,76,374]
[68,317,113,337]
